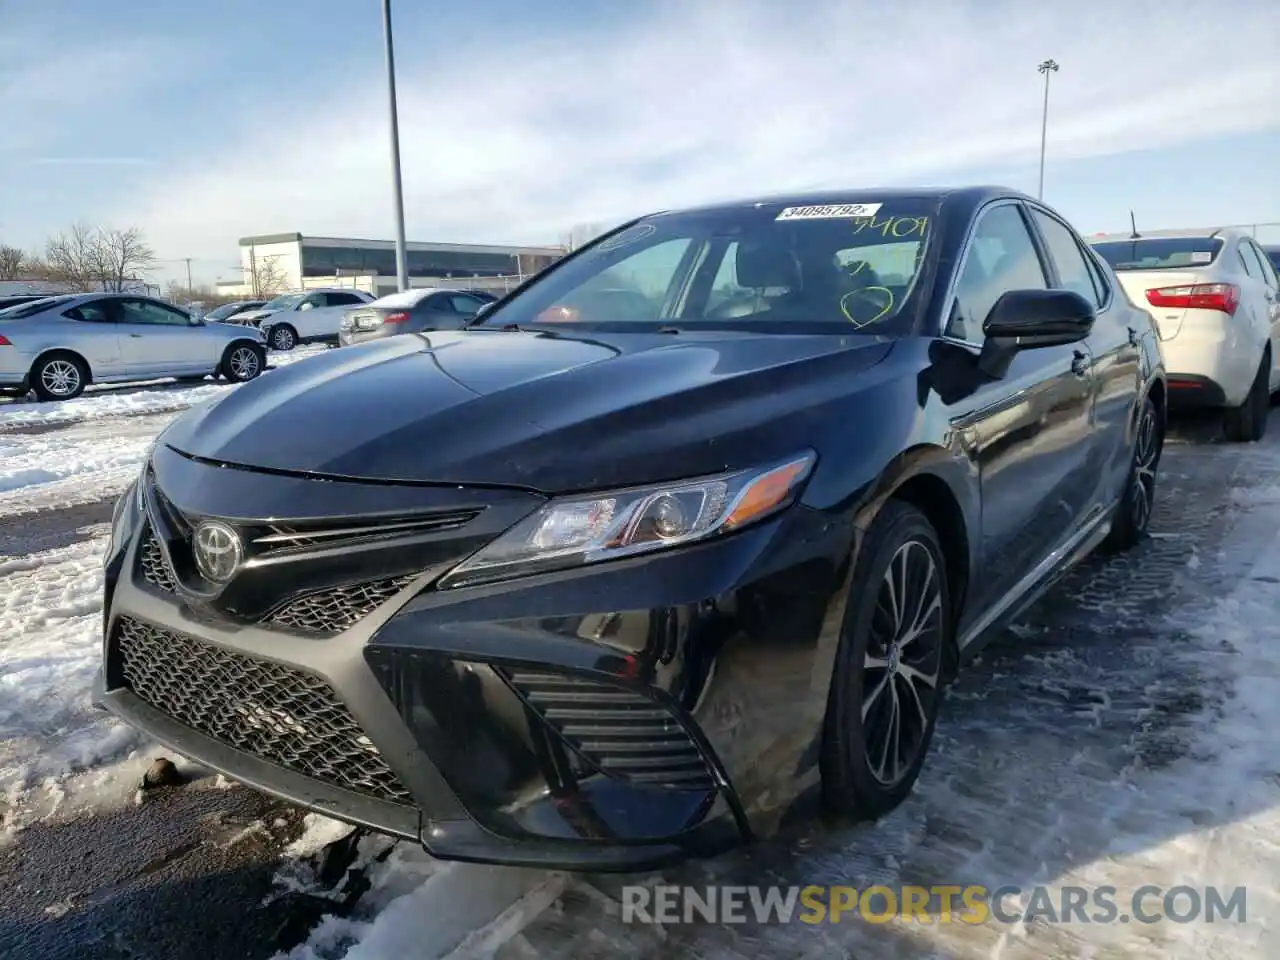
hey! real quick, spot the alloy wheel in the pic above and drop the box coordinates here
[1130,402,1159,532]
[862,540,943,786]
[271,327,294,351]
[41,359,81,397]
[230,346,260,380]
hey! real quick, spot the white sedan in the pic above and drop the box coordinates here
[1091,228,1280,441]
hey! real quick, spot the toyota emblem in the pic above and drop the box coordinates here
[192,520,243,584]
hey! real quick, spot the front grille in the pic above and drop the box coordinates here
[113,617,414,806]
[506,670,716,790]
[269,575,417,635]
[138,530,177,593]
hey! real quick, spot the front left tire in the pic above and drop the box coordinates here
[820,500,949,820]
[1104,393,1163,552]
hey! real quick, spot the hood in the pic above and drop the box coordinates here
[160,328,894,492]
[233,308,279,323]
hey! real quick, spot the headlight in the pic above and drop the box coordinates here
[438,452,816,589]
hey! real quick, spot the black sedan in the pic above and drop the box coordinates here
[338,288,492,346]
[97,186,1166,871]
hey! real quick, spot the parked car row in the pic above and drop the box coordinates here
[0,294,267,401]
[99,185,1230,872]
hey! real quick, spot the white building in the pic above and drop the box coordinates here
[217,233,565,299]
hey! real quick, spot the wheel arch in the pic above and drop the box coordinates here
[849,445,977,678]
[30,346,94,385]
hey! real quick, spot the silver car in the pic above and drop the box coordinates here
[0,294,268,402]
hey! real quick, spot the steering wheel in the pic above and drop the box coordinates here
[839,286,895,329]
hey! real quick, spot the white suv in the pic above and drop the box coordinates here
[1091,229,1280,441]
[240,289,376,351]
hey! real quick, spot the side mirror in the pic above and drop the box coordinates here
[188,316,203,326]
[977,288,1095,379]
[298,301,314,311]
[475,302,492,317]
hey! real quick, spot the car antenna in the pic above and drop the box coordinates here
[1128,210,1141,240]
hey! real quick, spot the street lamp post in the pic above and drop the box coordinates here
[382,0,409,292]
[1037,58,1060,201]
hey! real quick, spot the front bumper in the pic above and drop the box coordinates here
[98,447,851,870]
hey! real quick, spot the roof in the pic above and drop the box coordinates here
[238,233,564,256]
[655,185,1030,218]
[1089,226,1250,242]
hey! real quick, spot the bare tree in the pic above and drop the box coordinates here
[97,226,156,292]
[44,224,156,292]
[0,245,25,280]
[248,253,289,297]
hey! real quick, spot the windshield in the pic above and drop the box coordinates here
[0,295,74,319]
[205,302,247,320]
[1090,237,1223,271]
[262,293,304,310]
[475,198,939,335]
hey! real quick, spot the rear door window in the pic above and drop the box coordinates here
[66,300,113,323]
[1243,241,1278,289]
[1031,209,1103,307]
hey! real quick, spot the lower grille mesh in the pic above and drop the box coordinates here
[507,670,715,790]
[269,575,417,635]
[139,531,178,593]
[114,617,414,806]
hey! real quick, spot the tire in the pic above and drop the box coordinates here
[268,324,297,352]
[31,352,88,402]
[1104,394,1162,552]
[1223,354,1270,442]
[820,500,950,819]
[220,342,265,383]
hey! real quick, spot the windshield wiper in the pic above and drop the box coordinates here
[656,325,681,334]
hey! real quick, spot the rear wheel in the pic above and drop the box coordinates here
[1224,354,1269,442]
[820,501,949,819]
[1104,394,1162,552]
[31,353,88,402]
[221,343,265,382]
[268,324,297,352]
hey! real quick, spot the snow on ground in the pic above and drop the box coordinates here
[0,344,328,428]
[0,529,149,839]
[0,346,331,835]
[0,417,161,508]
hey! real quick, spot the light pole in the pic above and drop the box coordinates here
[382,0,409,292]
[1037,58,1059,201]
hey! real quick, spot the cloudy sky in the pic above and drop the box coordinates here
[2,0,1278,287]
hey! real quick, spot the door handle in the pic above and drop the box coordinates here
[129,333,143,338]
[1071,349,1090,377]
